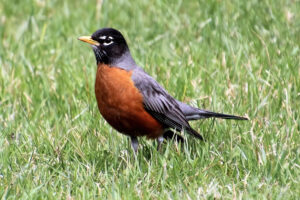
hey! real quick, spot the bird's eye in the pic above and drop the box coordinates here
[103,38,113,46]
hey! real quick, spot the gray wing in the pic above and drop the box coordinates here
[131,69,203,140]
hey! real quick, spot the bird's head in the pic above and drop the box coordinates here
[78,28,130,65]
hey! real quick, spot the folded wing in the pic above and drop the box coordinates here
[131,69,203,140]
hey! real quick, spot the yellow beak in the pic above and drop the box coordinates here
[78,36,100,46]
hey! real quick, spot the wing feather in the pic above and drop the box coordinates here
[131,69,203,140]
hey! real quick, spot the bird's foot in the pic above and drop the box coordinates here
[157,136,164,151]
[130,136,139,154]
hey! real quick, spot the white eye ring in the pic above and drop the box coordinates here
[103,40,113,46]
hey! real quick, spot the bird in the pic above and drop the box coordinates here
[78,28,248,153]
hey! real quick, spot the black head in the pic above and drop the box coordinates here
[78,28,131,65]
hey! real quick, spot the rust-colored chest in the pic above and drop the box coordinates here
[94,64,163,138]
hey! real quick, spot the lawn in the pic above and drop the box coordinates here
[0,0,299,199]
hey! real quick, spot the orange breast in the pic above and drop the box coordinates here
[94,64,163,139]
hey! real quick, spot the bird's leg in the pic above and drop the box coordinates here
[157,136,164,151]
[130,136,139,154]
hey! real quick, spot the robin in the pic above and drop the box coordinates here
[78,28,248,153]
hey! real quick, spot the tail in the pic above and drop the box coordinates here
[176,100,248,121]
[186,109,248,121]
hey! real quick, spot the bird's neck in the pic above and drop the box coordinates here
[93,48,137,71]
[112,51,137,71]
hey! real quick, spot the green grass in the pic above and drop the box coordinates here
[1,0,299,199]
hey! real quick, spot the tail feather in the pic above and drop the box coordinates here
[176,100,248,121]
[187,109,248,121]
